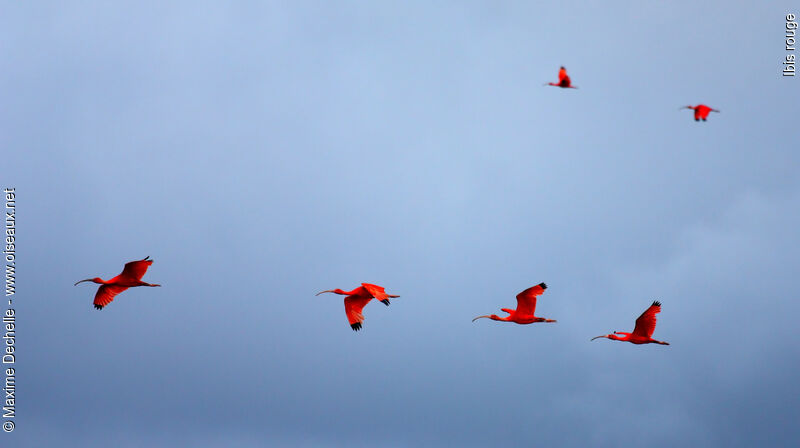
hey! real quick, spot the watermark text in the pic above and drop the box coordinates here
[785,13,797,76]
[3,188,15,433]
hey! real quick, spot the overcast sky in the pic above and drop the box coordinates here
[2,1,799,446]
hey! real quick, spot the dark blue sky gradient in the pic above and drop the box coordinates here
[1,1,799,446]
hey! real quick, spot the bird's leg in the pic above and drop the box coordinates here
[141,282,161,287]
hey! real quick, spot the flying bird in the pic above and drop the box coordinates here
[545,66,577,89]
[472,283,556,324]
[74,256,161,310]
[316,283,399,331]
[591,301,670,345]
[681,104,719,121]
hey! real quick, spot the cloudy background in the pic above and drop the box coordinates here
[2,1,799,446]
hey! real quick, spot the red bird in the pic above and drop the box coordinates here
[681,104,719,121]
[545,66,577,89]
[74,256,161,310]
[472,283,556,324]
[316,283,399,331]
[591,301,670,345]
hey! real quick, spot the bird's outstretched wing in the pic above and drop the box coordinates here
[120,256,153,282]
[93,285,129,310]
[515,283,547,316]
[632,301,661,338]
[362,283,391,305]
[344,295,373,331]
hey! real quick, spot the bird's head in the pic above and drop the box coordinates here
[591,333,623,341]
[472,314,499,322]
[74,277,102,286]
[316,288,345,296]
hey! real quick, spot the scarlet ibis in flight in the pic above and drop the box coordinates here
[591,301,670,345]
[681,104,719,121]
[316,283,399,331]
[472,283,556,324]
[545,66,577,89]
[74,256,161,310]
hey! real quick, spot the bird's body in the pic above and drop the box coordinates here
[682,104,719,121]
[316,283,399,331]
[472,283,555,325]
[591,301,669,345]
[546,66,577,89]
[74,256,161,310]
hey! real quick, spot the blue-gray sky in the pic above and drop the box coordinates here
[2,1,799,446]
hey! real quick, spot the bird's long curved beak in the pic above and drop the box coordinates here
[472,315,491,322]
[387,294,400,298]
[590,335,606,341]
[74,278,93,286]
[315,290,334,296]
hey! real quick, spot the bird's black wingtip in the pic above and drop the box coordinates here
[381,299,390,306]
[350,322,362,331]
[652,300,662,307]
[144,255,150,260]
[539,282,548,289]
[94,304,103,310]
